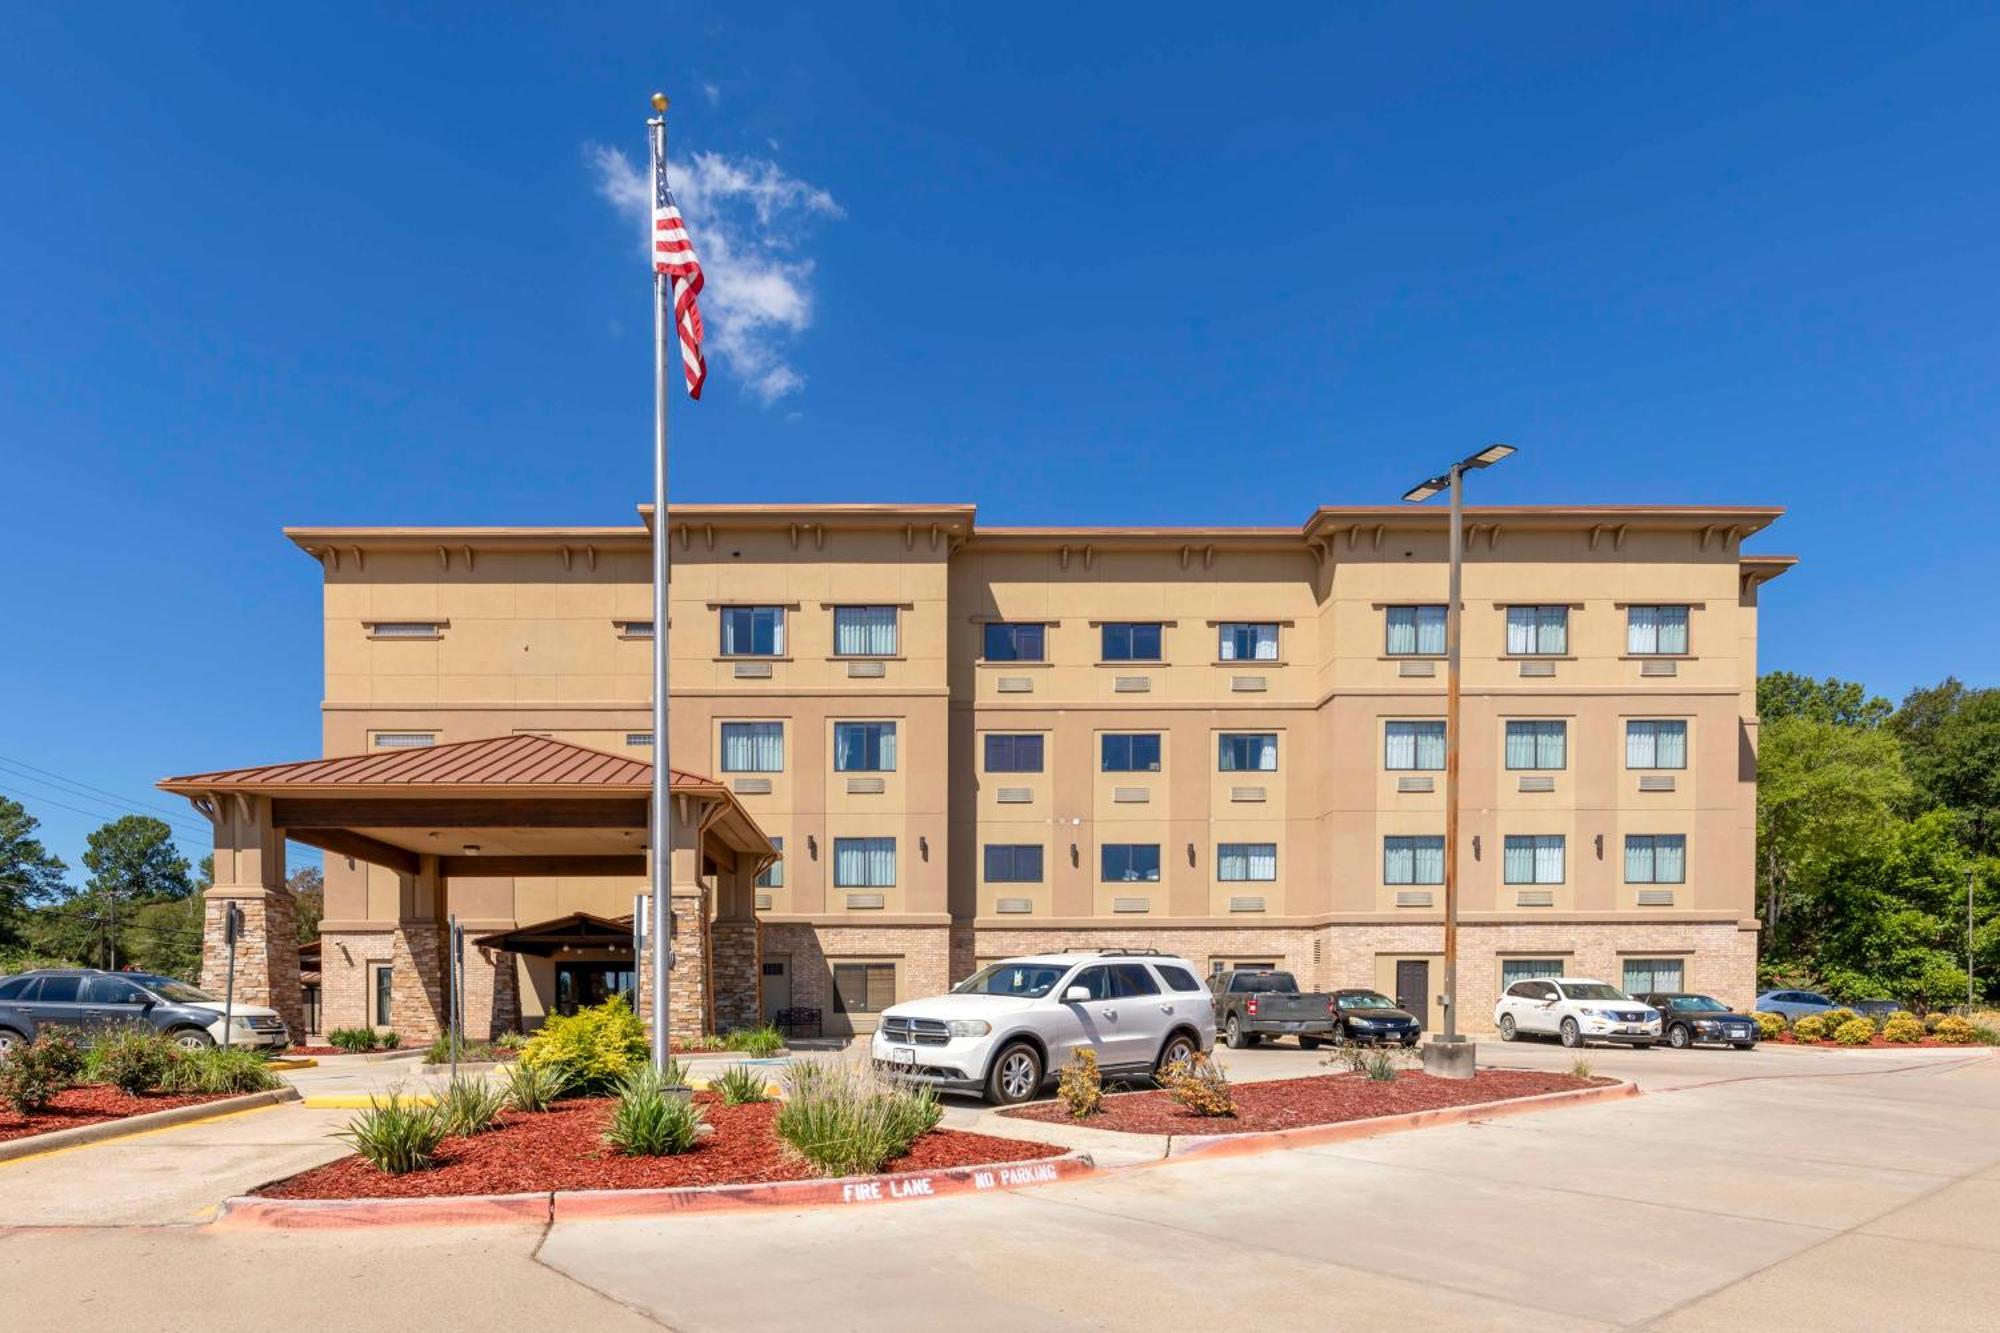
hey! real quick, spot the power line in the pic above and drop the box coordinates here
[0,776,212,840]
[0,753,210,826]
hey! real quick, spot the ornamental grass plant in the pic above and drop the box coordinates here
[775,1059,943,1177]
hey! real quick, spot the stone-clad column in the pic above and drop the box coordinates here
[200,794,304,1039]
[711,857,762,1033]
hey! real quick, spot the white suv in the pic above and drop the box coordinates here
[1494,976,1661,1049]
[871,951,1217,1105]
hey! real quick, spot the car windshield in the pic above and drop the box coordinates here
[1232,972,1298,993]
[1674,995,1729,1012]
[133,976,216,1004]
[953,963,1067,998]
[1560,983,1626,1001]
[1338,993,1397,1010]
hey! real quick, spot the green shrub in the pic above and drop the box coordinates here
[378,1031,400,1050]
[713,1064,773,1106]
[721,1024,785,1058]
[1569,1056,1595,1080]
[1881,1017,1924,1045]
[1833,1018,1876,1046]
[1922,1012,1946,1034]
[1932,1015,1979,1045]
[1791,1015,1830,1043]
[1822,1007,1860,1030]
[605,1064,707,1156]
[500,1058,571,1113]
[87,1027,178,1095]
[423,1035,510,1065]
[327,1027,379,1053]
[1160,1053,1236,1116]
[495,1031,526,1050]
[437,1075,508,1136]
[775,1059,944,1177]
[0,1035,84,1113]
[519,996,648,1094]
[1056,1048,1103,1119]
[338,1094,445,1174]
[161,1047,281,1094]
[1879,1010,1918,1031]
[1361,1048,1398,1082]
[1752,1011,1788,1041]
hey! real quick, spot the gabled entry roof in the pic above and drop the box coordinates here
[159,732,717,797]
[471,911,635,957]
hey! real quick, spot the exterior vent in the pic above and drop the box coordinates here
[996,787,1033,804]
[1638,775,1677,793]
[1228,896,1267,913]
[1231,675,1268,692]
[1394,890,1434,908]
[1111,897,1151,914]
[1112,787,1150,804]
[1636,888,1676,907]
[845,892,886,910]
[731,778,773,796]
[1397,776,1435,793]
[1399,660,1436,677]
[624,732,654,747]
[733,661,773,679]
[1113,676,1151,693]
[1519,660,1556,678]
[367,621,445,639]
[1518,775,1556,793]
[1515,889,1555,908]
[846,777,887,795]
[1230,785,1267,803]
[846,660,886,678]
[1640,659,1679,677]
[372,733,437,749]
[996,676,1034,693]
[753,893,773,911]
[995,897,1034,914]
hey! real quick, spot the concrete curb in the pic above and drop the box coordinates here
[0,1086,302,1164]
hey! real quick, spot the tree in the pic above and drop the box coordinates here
[1894,681,2000,856]
[0,798,69,949]
[1759,672,1893,728]
[41,816,197,969]
[288,865,324,942]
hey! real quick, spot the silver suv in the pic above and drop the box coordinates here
[0,969,290,1053]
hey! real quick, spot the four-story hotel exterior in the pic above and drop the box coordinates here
[165,501,1792,1044]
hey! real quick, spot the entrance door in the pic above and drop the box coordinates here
[1395,959,1431,1030]
[760,956,791,1023]
[554,963,636,1016]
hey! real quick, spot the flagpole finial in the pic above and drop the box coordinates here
[651,92,669,112]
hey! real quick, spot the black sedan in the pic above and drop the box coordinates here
[1636,993,1759,1049]
[1331,989,1422,1046]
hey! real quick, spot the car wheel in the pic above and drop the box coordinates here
[1155,1031,1198,1077]
[0,1027,26,1056]
[1559,1017,1583,1049]
[1668,1023,1691,1050]
[1225,1015,1245,1049]
[1498,1014,1517,1042]
[170,1027,215,1051]
[1401,1036,1418,1048]
[985,1042,1043,1106]
[1298,1036,1321,1051]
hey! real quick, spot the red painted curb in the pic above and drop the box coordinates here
[1168,1079,1640,1159]
[213,1190,552,1230]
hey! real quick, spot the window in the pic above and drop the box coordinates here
[371,965,393,1027]
[833,606,899,657]
[1217,843,1277,882]
[372,732,436,749]
[1503,835,1566,884]
[82,976,145,1004]
[1623,958,1684,994]
[833,721,897,772]
[1100,622,1163,661]
[36,976,81,1003]
[1501,958,1564,987]
[1624,834,1687,883]
[1385,605,1446,656]
[1110,964,1161,997]
[982,622,1045,662]
[1504,721,1567,770]
[1384,721,1446,771]
[1627,605,1690,655]
[1218,622,1280,661]
[1383,836,1445,885]
[1626,720,1688,769]
[1155,964,1205,993]
[757,836,785,888]
[983,844,1044,883]
[832,962,896,1013]
[1101,843,1161,882]
[368,621,443,639]
[1506,605,1569,655]
[833,837,896,888]
[983,733,1045,773]
[0,976,33,1000]
[719,605,786,656]
[1218,733,1278,772]
[1100,733,1163,772]
[720,722,784,772]
[1066,966,1113,1001]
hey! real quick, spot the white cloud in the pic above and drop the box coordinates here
[701,81,720,106]
[588,144,841,403]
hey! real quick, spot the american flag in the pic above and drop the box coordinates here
[654,152,707,400]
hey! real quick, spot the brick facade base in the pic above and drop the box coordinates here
[200,890,304,1039]
[711,920,761,1033]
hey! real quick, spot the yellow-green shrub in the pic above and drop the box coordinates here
[1833,1018,1876,1046]
[1056,1048,1103,1119]
[1881,1017,1924,1044]
[1753,1011,1787,1041]
[1822,1007,1859,1030]
[1791,1015,1830,1042]
[519,995,648,1093]
[1933,1015,1979,1045]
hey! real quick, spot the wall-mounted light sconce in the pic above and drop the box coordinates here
[461,844,481,856]
[1187,842,1197,867]
[1594,833,1604,859]
[919,836,929,861]
[1471,835,1481,860]
[807,834,818,859]
[1070,842,1080,867]
[345,857,357,872]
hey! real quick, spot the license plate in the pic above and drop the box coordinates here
[891,1046,916,1067]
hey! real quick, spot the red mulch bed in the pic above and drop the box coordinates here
[286,1046,349,1056]
[0,1086,238,1144]
[254,1094,1062,1199]
[1002,1069,1608,1135]
[1772,1034,1977,1050]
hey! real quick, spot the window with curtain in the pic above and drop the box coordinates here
[983,844,1044,882]
[1217,733,1278,772]
[1100,622,1163,661]
[757,836,785,888]
[1383,836,1445,885]
[1385,605,1447,656]
[1384,721,1446,771]
[1622,958,1684,993]
[1101,843,1161,882]
[1624,834,1687,883]
[719,606,786,656]
[1506,605,1569,655]
[372,965,393,1027]
[719,722,784,772]
[1217,843,1277,882]
[1101,733,1163,772]
[1626,720,1688,769]
[832,962,896,1013]
[982,622,1046,662]
[1501,958,1565,986]
[983,733,1045,773]
[1504,720,1567,770]
[1503,834,1566,884]
[833,837,896,887]
[833,606,898,656]
[1626,605,1690,655]
[833,721,897,772]
[1218,622,1280,661]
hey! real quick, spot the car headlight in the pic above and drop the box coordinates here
[1577,1007,1603,1018]
[947,1020,991,1038]
[1694,1020,1719,1031]
[230,1017,254,1030]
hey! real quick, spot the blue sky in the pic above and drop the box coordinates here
[2,4,1996,877]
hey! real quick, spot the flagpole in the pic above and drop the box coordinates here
[648,92,672,1071]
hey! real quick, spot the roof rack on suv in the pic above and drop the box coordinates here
[1059,946,1167,957]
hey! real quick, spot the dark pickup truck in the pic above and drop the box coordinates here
[1210,969,1337,1049]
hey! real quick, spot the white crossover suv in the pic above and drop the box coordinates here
[871,951,1217,1105]
[1493,976,1661,1049]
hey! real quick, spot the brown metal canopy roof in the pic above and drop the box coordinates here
[159,733,718,797]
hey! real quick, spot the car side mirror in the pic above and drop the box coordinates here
[1063,985,1090,1003]
[1395,997,1407,1009]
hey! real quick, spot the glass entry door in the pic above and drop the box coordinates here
[554,963,636,1016]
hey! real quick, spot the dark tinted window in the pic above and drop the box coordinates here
[1155,965,1204,994]
[1110,964,1161,997]
[1065,967,1112,1001]
[1100,623,1163,661]
[0,976,36,1000]
[983,622,1046,662]
[983,734,1045,773]
[82,976,146,1004]
[36,976,82,1003]
[1229,972,1299,993]
[983,844,1044,883]
[1101,734,1163,772]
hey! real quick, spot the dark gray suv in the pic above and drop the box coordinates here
[0,969,289,1054]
